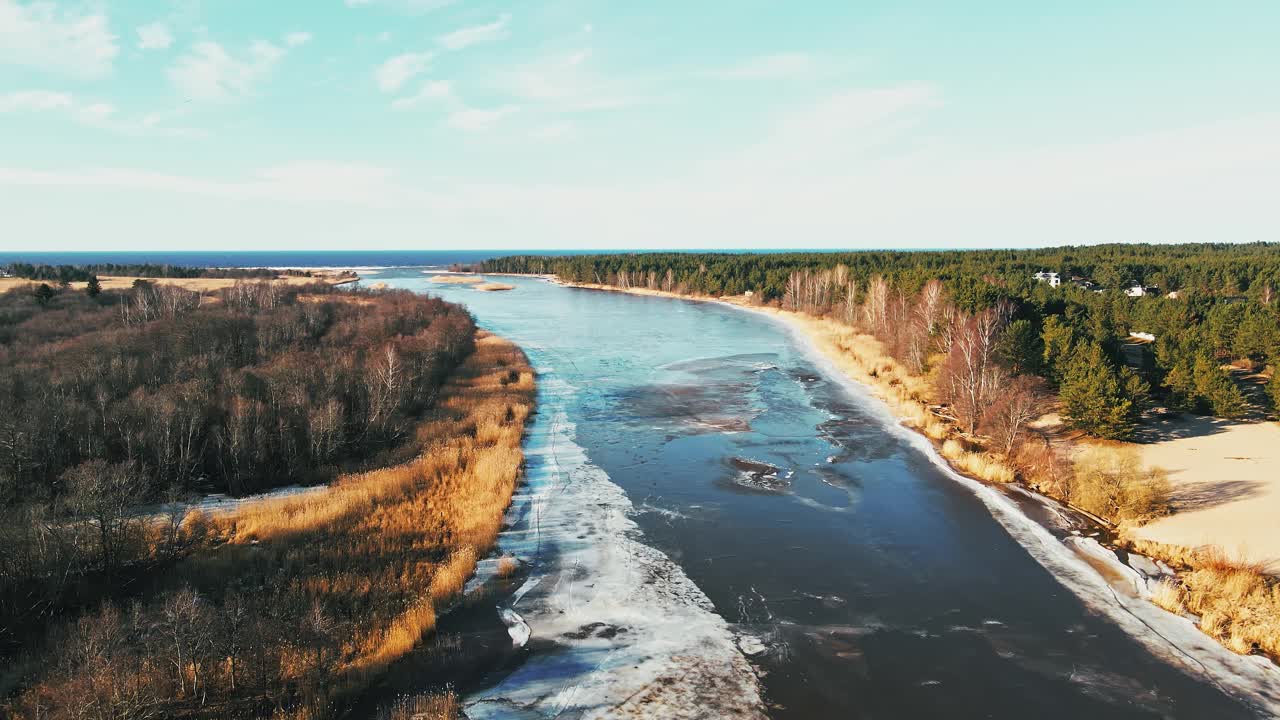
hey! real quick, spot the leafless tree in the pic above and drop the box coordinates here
[63,461,144,574]
[862,275,890,333]
[980,375,1051,455]
[938,304,1012,434]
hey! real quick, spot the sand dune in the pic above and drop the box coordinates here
[1130,416,1280,570]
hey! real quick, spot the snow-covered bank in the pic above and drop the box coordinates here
[133,484,326,520]
[463,370,766,719]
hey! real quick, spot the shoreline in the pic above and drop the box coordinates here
[539,277,1280,709]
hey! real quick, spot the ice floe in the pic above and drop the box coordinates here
[463,374,766,719]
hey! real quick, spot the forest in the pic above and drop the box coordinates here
[483,243,1280,438]
[2,263,295,283]
[0,277,494,718]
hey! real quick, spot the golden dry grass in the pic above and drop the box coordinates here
[1070,445,1171,524]
[378,691,459,720]
[496,555,519,577]
[1150,577,1185,613]
[215,331,534,685]
[1126,539,1280,659]
[474,282,516,292]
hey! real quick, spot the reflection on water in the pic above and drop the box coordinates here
[370,271,1274,719]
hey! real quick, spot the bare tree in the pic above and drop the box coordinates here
[938,304,1012,434]
[63,460,144,574]
[161,587,213,700]
[980,375,1050,455]
[862,275,890,334]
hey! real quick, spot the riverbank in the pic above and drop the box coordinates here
[547,278,1280,680]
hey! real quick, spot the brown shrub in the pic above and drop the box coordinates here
[1069,445,1170,523]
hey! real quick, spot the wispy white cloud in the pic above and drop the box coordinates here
[0,89,115,123]
[0,90,208,138]
[531,121,574,142]
[0,0,118,77]
[388,77,515,134]
[0,90,74,112]
[375,51,433,92]
[707,52,814,79]
[169,40,289,102]
[501,49,646,113]
[0,163,420,209]
[391,79,451,109]
[136,22,173,51]
[438,14,510,51]
[7,110,1280,248]
[345,0,457,13]
[717,84,940,178]
[447,105,517,132]
[284,32,312,48]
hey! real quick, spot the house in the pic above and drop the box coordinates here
[1032,271,1061,288]
[1121,333,1156,371]
[1125,284,1158,298]
[0,267,11,278]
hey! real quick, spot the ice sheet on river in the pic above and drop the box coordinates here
[464,373,766,719]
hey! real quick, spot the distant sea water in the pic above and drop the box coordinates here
[0,249,824,269]
[0,250,561,269]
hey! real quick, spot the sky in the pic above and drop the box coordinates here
[0,1,1278,252]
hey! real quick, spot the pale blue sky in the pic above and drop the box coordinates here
[1,1,1277,251]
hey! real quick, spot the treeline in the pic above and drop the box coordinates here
[1,262,296,283]
[483,244,1280,433]
[0,280,475,660]
[482,243,1280,303]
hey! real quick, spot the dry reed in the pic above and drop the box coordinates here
[1125,539,1280,659]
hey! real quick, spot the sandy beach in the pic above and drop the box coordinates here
[1129,417,1280,570]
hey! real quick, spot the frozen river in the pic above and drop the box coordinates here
[375,270,1277,719]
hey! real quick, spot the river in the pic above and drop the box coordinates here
[368,269,1277,719]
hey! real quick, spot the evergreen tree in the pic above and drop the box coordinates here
[85,275,102,298]
[1060,345,1137,439]
[997,318,1044,375]
[1269,369,1280,418]
[1192,355,1246,418]
[33,283,54,305]
[1040,315,1077,384]
[1161,359,1197,412]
